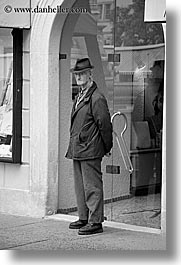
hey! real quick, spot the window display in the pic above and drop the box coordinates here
[0,28,22,162]
[0,29,13,158]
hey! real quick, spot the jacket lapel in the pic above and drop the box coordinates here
[71,95,78,118]
[70,82,97,128]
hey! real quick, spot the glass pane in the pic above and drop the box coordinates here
[66,0,164,230]
[108,0,165,229]
[0,28,13,159]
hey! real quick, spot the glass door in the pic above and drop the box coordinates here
[104,0,165,229]
[68,0,165,229]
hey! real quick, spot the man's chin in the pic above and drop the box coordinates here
[77,82,88,88]
[77,82,84,86]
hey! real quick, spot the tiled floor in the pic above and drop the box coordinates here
[69,193,161,229]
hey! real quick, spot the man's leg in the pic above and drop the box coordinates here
[73,160,89,221]
[81,158,104,224]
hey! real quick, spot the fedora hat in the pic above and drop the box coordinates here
[70,58,94,73]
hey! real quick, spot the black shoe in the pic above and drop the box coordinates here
[78,223,103,235]
[69,219,88,229]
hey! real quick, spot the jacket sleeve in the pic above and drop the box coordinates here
[92,95,113,153]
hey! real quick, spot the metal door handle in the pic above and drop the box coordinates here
[111,112,133,174]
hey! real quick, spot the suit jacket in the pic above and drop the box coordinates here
[65,81,113,160]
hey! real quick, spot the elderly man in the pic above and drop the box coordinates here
[65,58,113,235]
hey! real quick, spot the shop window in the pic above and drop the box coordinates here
[64,0,165,228]
[0,28,22,163]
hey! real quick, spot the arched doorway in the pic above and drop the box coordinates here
[57,0,165,231]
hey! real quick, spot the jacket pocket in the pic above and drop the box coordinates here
[73,134,88,157]
[78,121,97,144]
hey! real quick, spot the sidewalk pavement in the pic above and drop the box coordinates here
[0,213,166,252]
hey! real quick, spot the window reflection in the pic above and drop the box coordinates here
[0,29,13,158]
[68,0,165,228]
[145,62,164,148]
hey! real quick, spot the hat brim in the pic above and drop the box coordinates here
[70,66,94,73]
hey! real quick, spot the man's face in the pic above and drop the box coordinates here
[74,70,90,87]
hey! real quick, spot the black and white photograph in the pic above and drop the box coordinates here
[0,0,178,262]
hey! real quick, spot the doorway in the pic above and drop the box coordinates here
[58,0,165,229]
